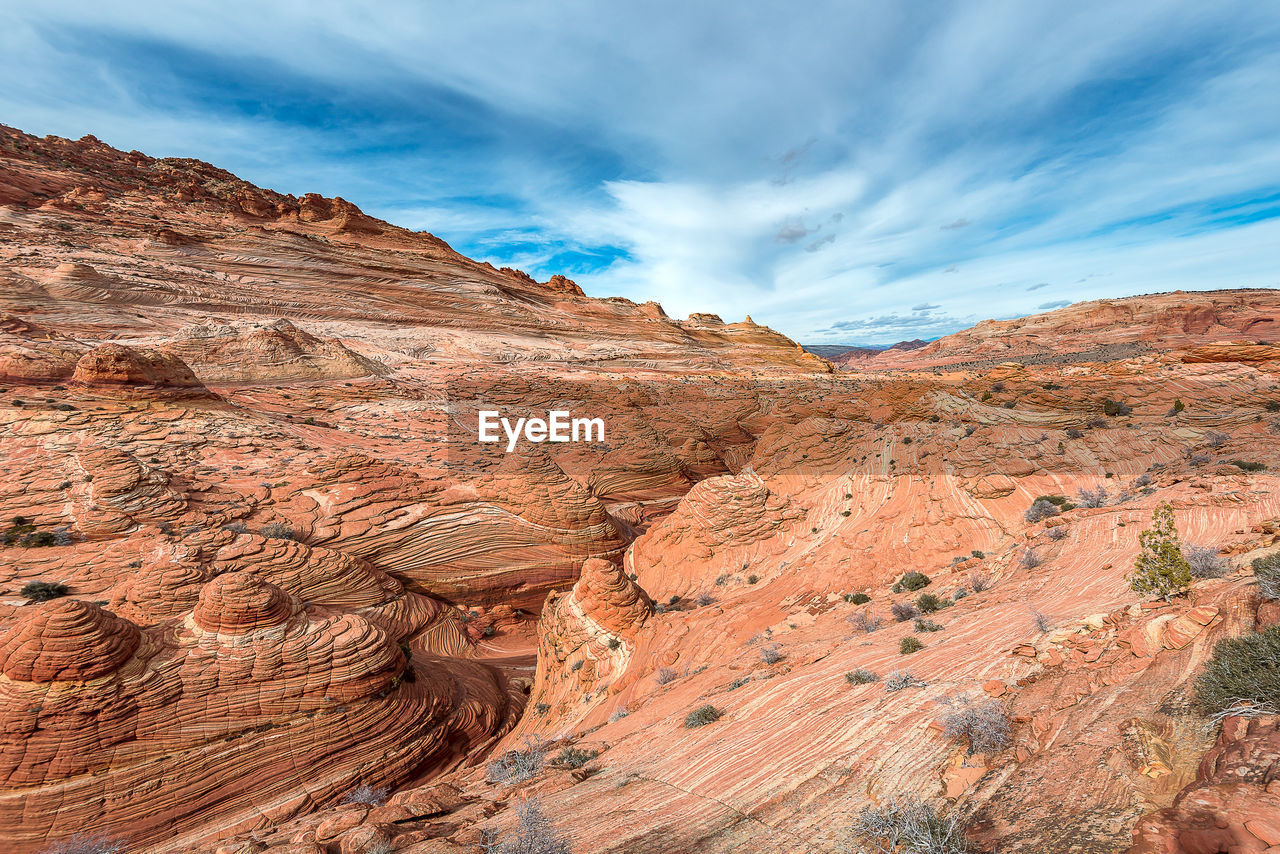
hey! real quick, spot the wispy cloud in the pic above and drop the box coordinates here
[1,1,1277,343]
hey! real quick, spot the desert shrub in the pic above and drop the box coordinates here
[891,601,919,622]
[1205,430,1230,448]
[695,592,716,606]
[914,618,943,633]
[261,522,298,540]
[726,676,750,690]
[915,593,943,613]
[609,706,629,721]
[1103,399,1132,417]
[552,747,599,769]
[939,696,1011,755]
[714,574,728,586]
[845,668,879,685]
[1046,525,1068,541]
[341,784,389,805]
[747,574,759,584]
[1065,428,1084,439]
[1194,626,1280,716]
[884,670,924,692]
[1169,399,1186,415]
[654,667,678,685]
[1030,608,1052,632]
[1183,544,1229,579]
[1076,486,1109,508]
[1024,499,1060,523]
[847,592,871,605]
[222,520,249,534]
[971,549,985,559]
[850,795,968,854]
[482,798,573,854]
[1020,549,1042,569]
[1086,415,1108,429]
[569,661,583,672]
[968,571,992,592]
[534,702,550,715]
[900,636,924,655]
[41,836,123,854]
[1129,502,1193,600]
[760,644,784,664]
[607,637,621,650]
[20,581,70,602]
[848,611,883,633]
[894,571,931,592]
[1188,452,1211,466]
[486,737,548,784]
[952,587,968,601]
[1133,472,1153,488]
[684,704,722,728]
[22,530,57,547]
[1230,460,1267,472]
[1253,552,1280,599]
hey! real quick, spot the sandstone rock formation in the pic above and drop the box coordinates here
[2,123,1279,854]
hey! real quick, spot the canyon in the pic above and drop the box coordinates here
[1,125,1278,854]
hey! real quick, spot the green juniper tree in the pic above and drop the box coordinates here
[1129,502,1193,600]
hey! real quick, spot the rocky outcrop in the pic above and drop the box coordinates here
[1130,716,1280,853]
[0,575,516,854]
[72,342,210,392]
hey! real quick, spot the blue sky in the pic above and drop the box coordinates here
[3,2,1279,343]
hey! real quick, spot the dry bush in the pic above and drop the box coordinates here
[654,667,678,685]
[1030,608,1053,633]
[42,838,122,854]
[1254,552,1280,599]
[1205,430,1230,449]
[486,737,548,785]
[341,783,388,805]
[850,795,969,854]
[259,521,298,540]
[482,798,573,854]
[1024,499,1060,523]
[1020,549,1042,569]
[939,695,1011,755]
[1183,544,1229,578]
[884,670,924,692]
[760,644,784,664]
[1076,486,1109,508]
[967,570,992,592]
[848,611,884,633]
[891,601,919,622]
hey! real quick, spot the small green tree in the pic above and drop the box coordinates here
[1129,502,1192,600]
